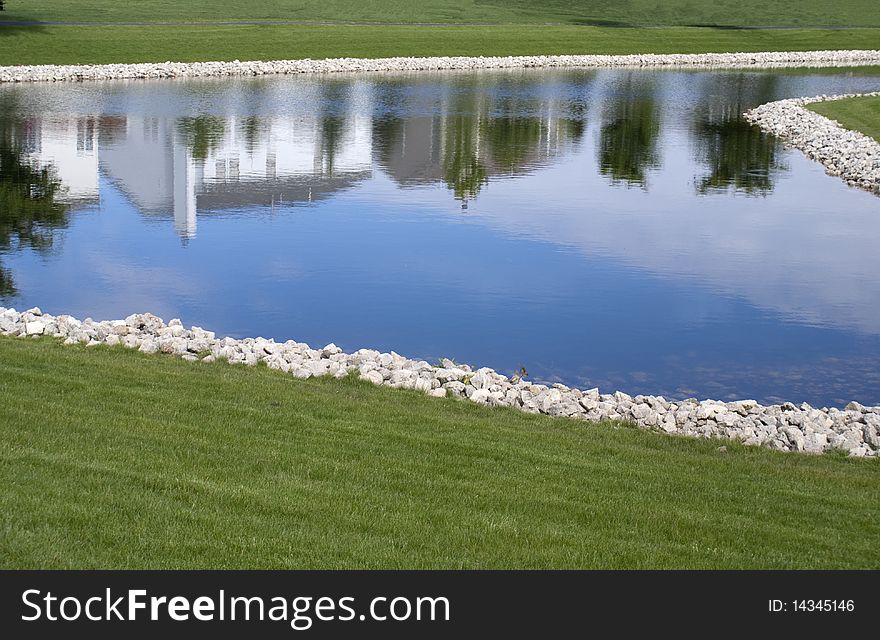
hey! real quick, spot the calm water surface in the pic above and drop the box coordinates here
[2,67,879,406]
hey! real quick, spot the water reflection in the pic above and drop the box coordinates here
[598,74,661,187]
[95,109,373,240]
[441,112,488,203]
[373,76,587,204]
[0,145,70,250]
[1,68,880,406]
[176,115,226,162]
[0,95,72,298]
[692,75,784,195]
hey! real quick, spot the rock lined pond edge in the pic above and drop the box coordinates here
[2,306,877,457]
[2,50,880,83]
[745,92,880,195]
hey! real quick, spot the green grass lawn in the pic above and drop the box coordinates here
[2,0,879,27]
[808,95,880,142]
[1,24,880,66]
[0,0,879,66]
[0,336,877,569]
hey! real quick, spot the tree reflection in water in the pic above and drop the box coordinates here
[442,113,488,202]
[373,75,587,204]
[316,82,355,177]
[692,74,785,196]
[598,74,661,188]
[0,99,71,299]
[175,115,226,162]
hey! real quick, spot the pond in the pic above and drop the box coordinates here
[1,67,879,407]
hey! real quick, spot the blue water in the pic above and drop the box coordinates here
[1,67,879,406]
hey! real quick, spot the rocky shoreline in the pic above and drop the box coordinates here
[2,50,880,83]
[744,92,880,195]
[2,306,877,457]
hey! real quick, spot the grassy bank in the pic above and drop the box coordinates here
[0,336,877,569]
[808,95,880,142]
[2,24,880,66]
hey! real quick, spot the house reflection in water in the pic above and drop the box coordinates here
[17,116,102,207]
[17,110,374,241]
[99,113,374,240]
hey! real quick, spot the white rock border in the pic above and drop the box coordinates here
[744,92,880,194]
[2,50,880,83]
[2,306,878,457]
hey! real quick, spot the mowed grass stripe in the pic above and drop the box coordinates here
[2,25,880,66]
[2,0,879,28]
